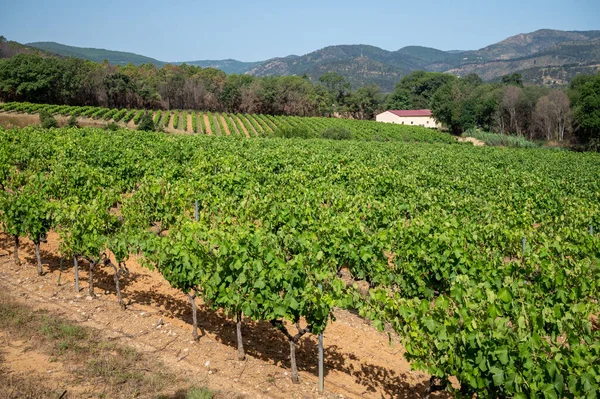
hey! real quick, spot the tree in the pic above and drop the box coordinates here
[39,110,59,129]
[318,72,351,112]
[533,95,555,140]
[388,71,457,110]
[549,90,571,142]
[501,73,524,87]
[533,90,572,141]
[430,76,479,134]
[569,73,600,146]
[501,86,523,135]
[348,85,383,120]
[137,111,155,131]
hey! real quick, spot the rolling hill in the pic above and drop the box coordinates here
[19,29,600,90]
[26,41,166,66]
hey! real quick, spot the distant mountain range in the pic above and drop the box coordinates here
[18,29,600,91]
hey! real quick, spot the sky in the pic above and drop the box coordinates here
[1,0,599,62]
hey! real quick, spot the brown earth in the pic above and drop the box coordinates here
[242,116,258,136]
[0,111,121,130]
[203,114,213,135]
[187,113,194,134]
[211,115,222,136]
[227,115,241,136]
[0,231,448,399]
[259,117,274,133]
[456,137,485,146]
[219,115,232,136]
[235,116,251,138]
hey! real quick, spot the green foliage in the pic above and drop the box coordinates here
[67,115,78,127]
[1,125,599,396]
[463,129,539,148]
[502,72,524,87]
[105,122,119,131]
[137,112,155,132]
[569,73,600,147]
[320,126,352,140]
[273,126,315,139]
[39,110,58,129]
[387,71,456,110]
[185,387,214,399]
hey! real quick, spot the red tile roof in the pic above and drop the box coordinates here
[387,109,432,117]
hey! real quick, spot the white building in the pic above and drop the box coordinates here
[375,109,440,128]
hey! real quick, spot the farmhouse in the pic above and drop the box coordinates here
[375,109,440,128]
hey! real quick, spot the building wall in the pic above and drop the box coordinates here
[376,111,441,128]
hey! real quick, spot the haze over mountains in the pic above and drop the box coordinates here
[23,29,600,91]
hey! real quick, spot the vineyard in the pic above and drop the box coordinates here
[1,125,599,398]
[0,101,455,143]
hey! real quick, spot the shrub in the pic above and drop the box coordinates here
[39,110,58,129]
[67,115,78,128]
[321,126,352,140]
[463,129,538,148]
[137,112,156,132]
[105,122,119,131]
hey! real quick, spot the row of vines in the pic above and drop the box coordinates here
[0,101,455,144]
[0,126,599,397]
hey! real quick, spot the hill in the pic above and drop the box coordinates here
[0,37,49,59]
[26,41,166,66]
[14,29,600,90]
[175,59,262,74]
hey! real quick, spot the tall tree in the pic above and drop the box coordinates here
[569,73,600,146]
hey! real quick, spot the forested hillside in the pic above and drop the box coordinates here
[20,29,600,89]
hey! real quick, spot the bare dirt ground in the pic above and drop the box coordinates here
[456,137,485,146]
[219,115,232,136]
[242,116,258,137]
[203,114,213,135]
[211,115,222,136]
[187,113,194,134]
[0,231,447,399]
[0,112,120,130]
[228,115,241,136]
[235,116,251,138]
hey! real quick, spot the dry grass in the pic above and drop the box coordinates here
[0,293,215,399]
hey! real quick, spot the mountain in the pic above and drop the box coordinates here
[27,42,166,66]
[175,59,262,75]
[446,30,600,80]
[246,30,600,90]
[0,38,49,59]
[16,29,600,90]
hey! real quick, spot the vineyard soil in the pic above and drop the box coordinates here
[203,114,213,135]
[0,231,450,399]
[0,112,117,130]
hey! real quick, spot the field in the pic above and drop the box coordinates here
[0,101,455,144]
[1,126,599,398]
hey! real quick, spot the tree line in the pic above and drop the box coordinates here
[0,53,382,119]
[0,52,598,147]
[389,71,600,148]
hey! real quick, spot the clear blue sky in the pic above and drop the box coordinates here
[2,0,599,62]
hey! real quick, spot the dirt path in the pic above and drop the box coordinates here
[257,116,274,133]
[219,115,231,136]
[242,115,258,137]
[187,113,194,134]
[0,111,120,130]
[227,115,241,136]
[234,115,251,138]
[203,114,213,135]
[211,114,222,136]
[167,111,176,132]
[456,136,485,146]
[0,232,446,399]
